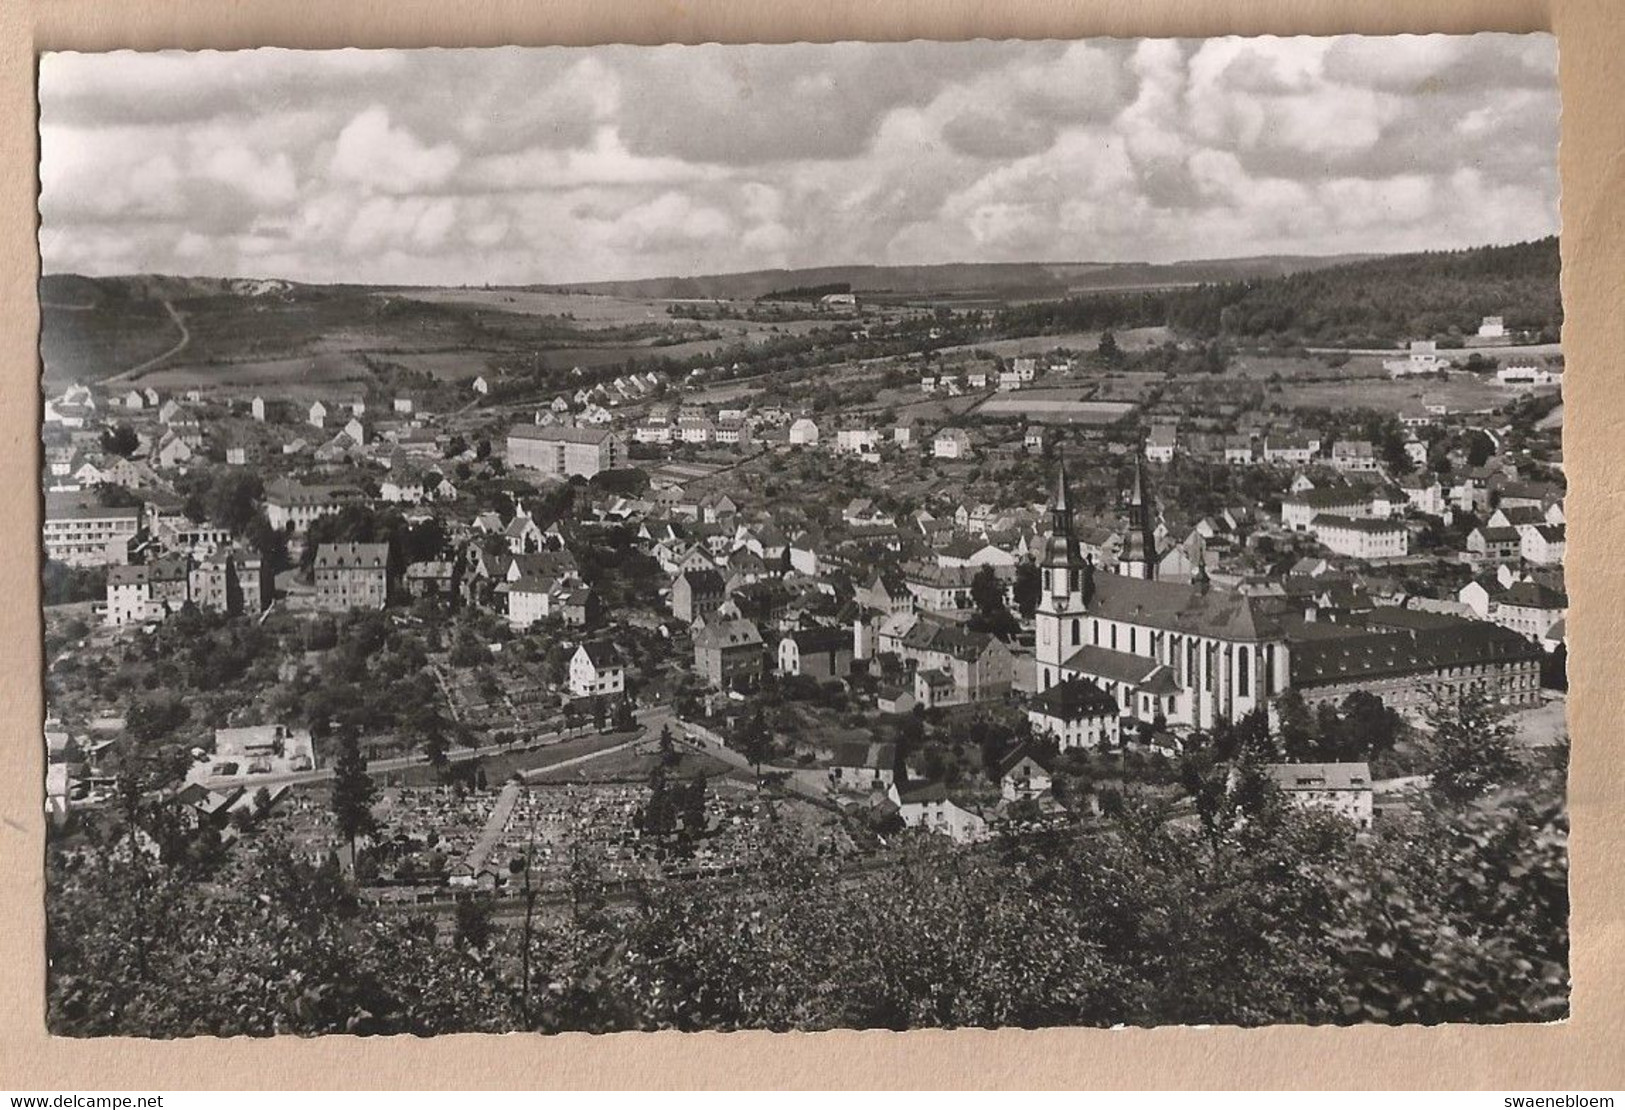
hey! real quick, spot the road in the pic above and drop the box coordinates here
[104,299,190,384]
[193,706,674,792]
[674,716,834,806]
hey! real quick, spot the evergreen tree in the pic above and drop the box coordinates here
[1012,561,1042,620]
[740,709,772,785]
[330,727,378,870]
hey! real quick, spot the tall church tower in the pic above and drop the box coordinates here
[1036,461,1092,691]
[1117,447,1159,581]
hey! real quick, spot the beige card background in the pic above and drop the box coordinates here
[1,0,1620,1091]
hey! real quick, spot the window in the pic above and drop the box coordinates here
[1237,646,1250,698]
[1110,625,1118,650]
[1071,619,1081,646]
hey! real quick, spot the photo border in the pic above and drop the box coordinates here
[4,0,1620,1090]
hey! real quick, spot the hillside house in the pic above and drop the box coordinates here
[568,642,625,699]
[692,619,765,690]
[777,627,853,680]
[933,428,973,460]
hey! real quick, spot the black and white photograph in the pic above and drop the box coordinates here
[37,35,1567,1037]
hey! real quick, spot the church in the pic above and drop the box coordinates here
[1032,459,1542,739]
[1034,457,1296,731]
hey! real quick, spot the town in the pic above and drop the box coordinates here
[39,237,1569,1035]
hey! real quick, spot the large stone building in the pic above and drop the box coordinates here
[507,425,625,479]
[313,542,390,611]
[693,618,765,690]
[44,493,140,566]
[1037,461,1290,730]
[264,478,367,533]
[105,555,191,626]
[1311,514,1409,559]
[1288,608,1542,717]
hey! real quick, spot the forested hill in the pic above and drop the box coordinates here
[998,237,1562,347]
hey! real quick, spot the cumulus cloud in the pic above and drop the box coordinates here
[37,35,1558,285]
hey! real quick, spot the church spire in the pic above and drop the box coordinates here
[1049,456,1074,537]
[1119,440,1159,580]
[1042,460,1082,571]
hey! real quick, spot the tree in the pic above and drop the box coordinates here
[1275,690,1317,761]
[127,695,190,742]
[1098,329,1121,364]
[453,897,495,949]
[1339,690,1404,763]
[330,727,378,870]
[1423,686,1520,805]
[204,472,265,534]
[739,709,772,784]
[614,695,638,731]
[968,566,1017,638]
[100,423,140,457]
[1012,562,1042,619]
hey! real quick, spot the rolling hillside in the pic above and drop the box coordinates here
[997,237,1562,346]
[533,255,1373,302]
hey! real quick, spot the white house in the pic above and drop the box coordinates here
[788,418,820,446]
[1264,762,1374,830]
[1521,523,1566,566]
[1385,340,1445,377]
[308,400,328,429]
[1026,677,1121,751]
[933,428,972,459]
[888,781,987,843]
[568,642,626,699]
[836,427,880,456]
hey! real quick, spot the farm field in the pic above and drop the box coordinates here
[135,350,378,392]
[385,287,685,325]
[1266,373,1524,413]
[978,390,1139,424]
[1228,353,1393,381]
[41,274,822,389]
[935,325,1173,359]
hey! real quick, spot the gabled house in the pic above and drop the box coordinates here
[568,642,625,699]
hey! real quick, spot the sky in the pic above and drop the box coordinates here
[37,35,1560,286]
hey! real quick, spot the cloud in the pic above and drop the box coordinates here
[329,106,461,194]
[37,35,1559,285]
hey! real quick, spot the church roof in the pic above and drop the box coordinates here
[1088,570,1292,642]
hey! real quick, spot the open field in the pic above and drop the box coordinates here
[979,390,1138,424]
[1266,374,1520,413]
[41,274,818,389]
[936,325,1174,359]
[385,287,681,325]
[1228,352,1393,381]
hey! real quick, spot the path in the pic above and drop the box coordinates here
[461,780,521,876]
[676,716,832,806]
[105,299,190,385]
